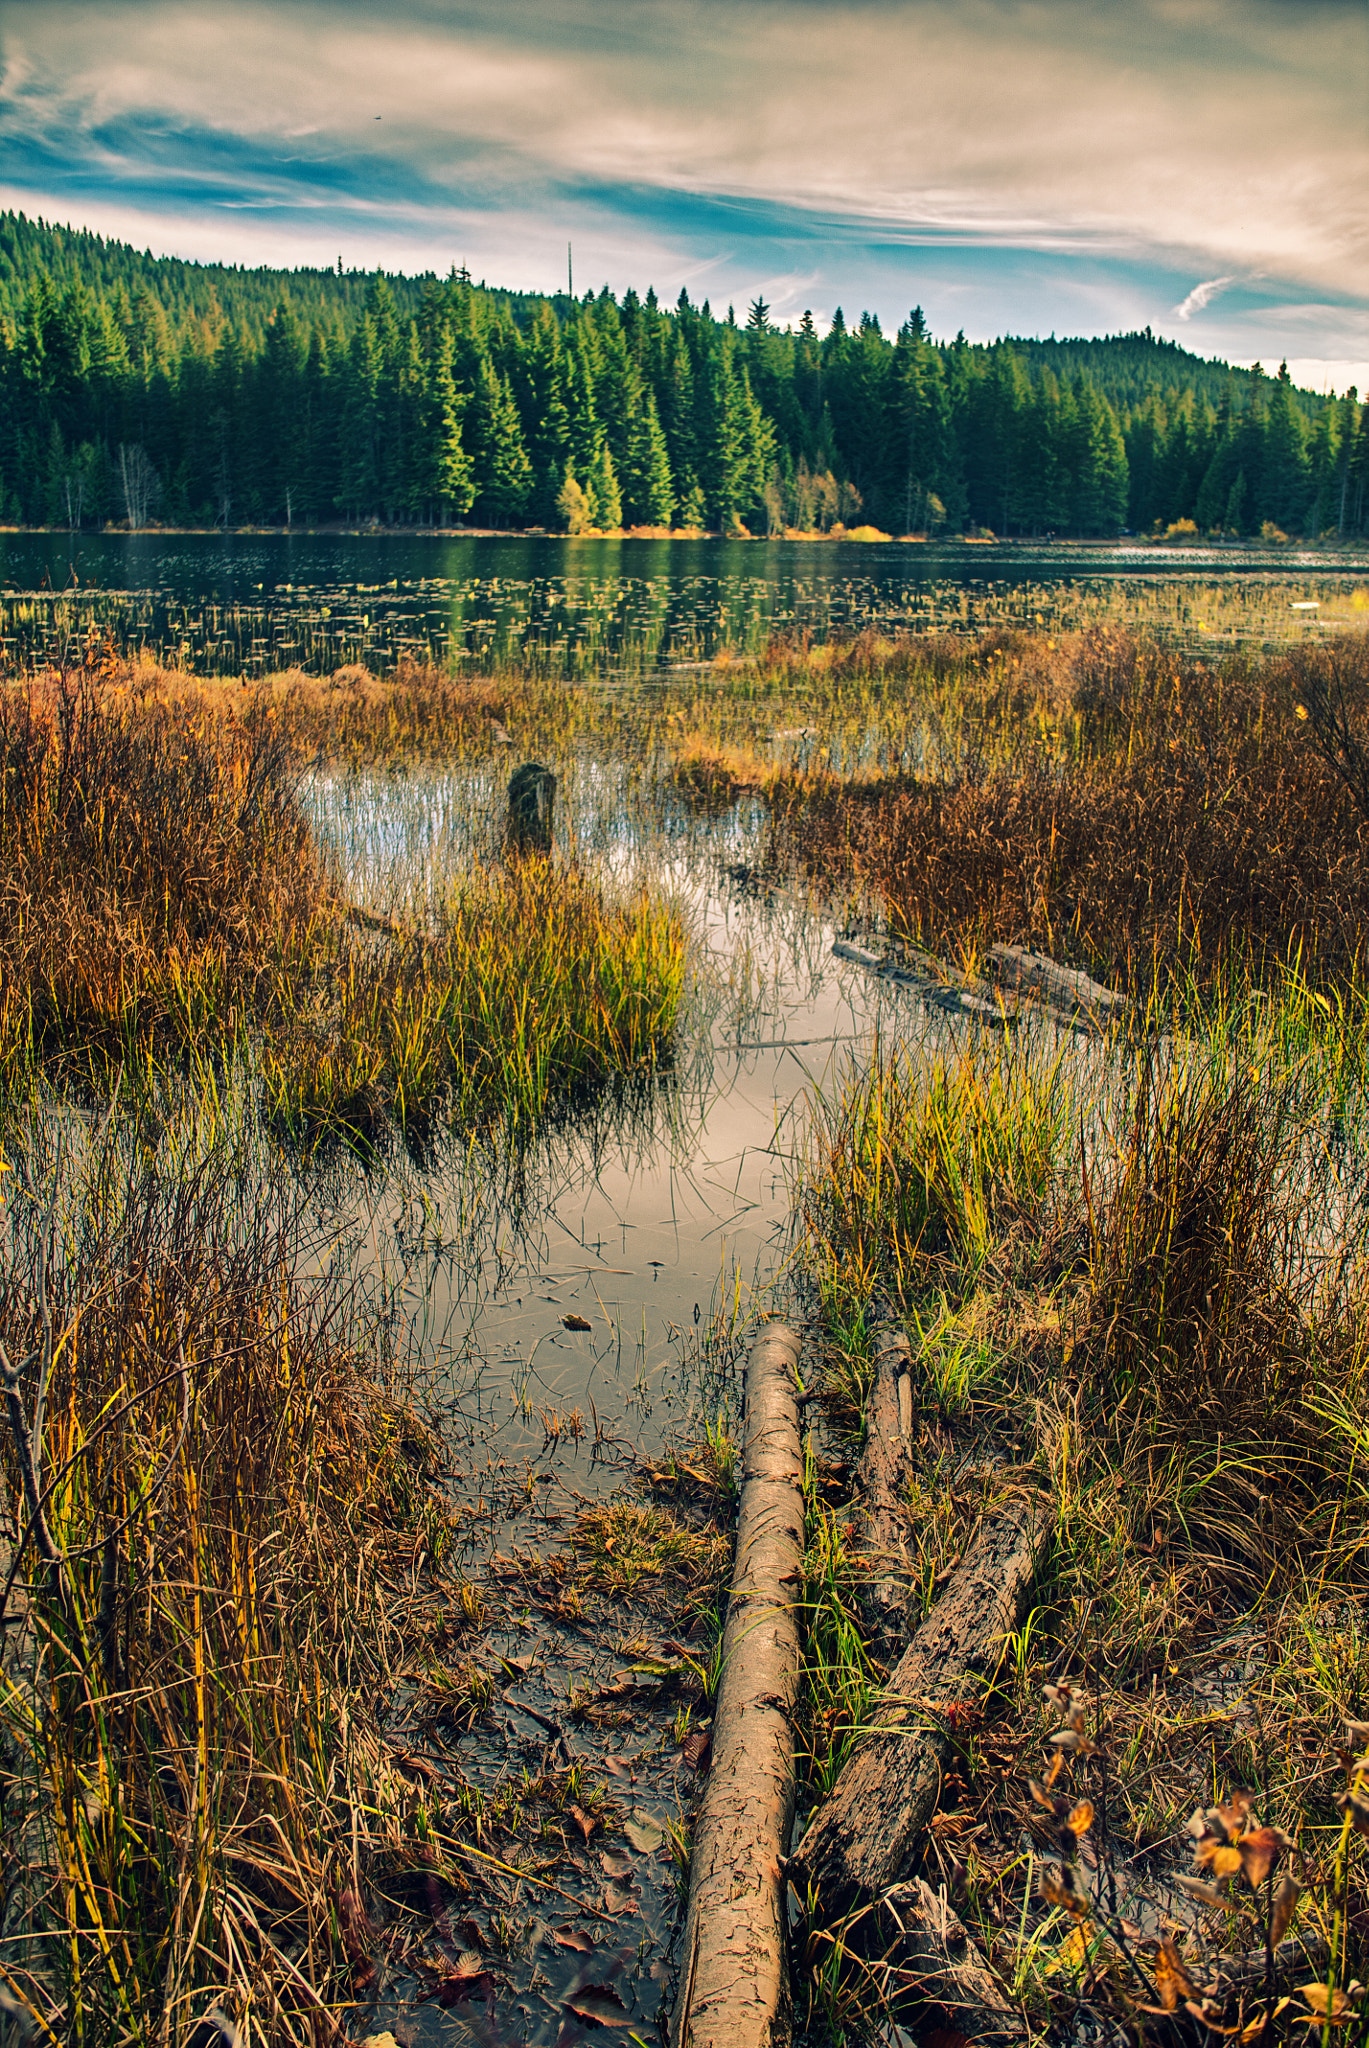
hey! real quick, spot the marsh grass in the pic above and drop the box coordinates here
[768,628,1369,997]
[802,1036,1069,1314]
[0,1133,454,2042]
[791,983,1369,2038]
[0,651,688,1141]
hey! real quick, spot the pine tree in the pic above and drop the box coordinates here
[622,392,675,526]
[469,356,532,525]
[430,327,474,522]
[589,442,622,528]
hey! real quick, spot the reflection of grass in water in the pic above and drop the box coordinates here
[5,564,1365,677]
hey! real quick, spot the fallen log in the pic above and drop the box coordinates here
[853,1323,915,1638]
[795,1493,1049,1915]
[671,1321,805,2048]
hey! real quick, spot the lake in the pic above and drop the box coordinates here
[3,528,1365,673]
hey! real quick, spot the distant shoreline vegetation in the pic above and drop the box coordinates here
[1,208,1365,544]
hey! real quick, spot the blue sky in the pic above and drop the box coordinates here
[2,0,1366,393]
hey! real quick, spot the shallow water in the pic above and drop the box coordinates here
[4,528,1364,673]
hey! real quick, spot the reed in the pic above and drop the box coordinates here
[0,1133,452,2042]
[767,628,1369,995]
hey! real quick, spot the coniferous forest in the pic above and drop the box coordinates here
[2,210,1365,540]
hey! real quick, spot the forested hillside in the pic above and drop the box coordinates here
[1,210,1364,538]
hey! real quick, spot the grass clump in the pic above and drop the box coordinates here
[1076,1047,1314,1436]
[802,1036,1069,1313]
[0,653,688,1139]
[0,1138,453,2042]
[792,996,1369,2038]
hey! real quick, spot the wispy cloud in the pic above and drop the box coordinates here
[1174,275,1238,321]
[1,0,1366,386]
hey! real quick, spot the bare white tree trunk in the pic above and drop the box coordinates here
[117,443,160,531]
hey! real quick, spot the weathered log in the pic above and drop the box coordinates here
[986,944,1125,1027]
[507,762,556,855]
[672,1322,805,2048]
[877,1878,1025,2043]
[854,1325,915,1636]
[795,1494,1049,1914]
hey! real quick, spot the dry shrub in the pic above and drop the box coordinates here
[771,630,1369,989]
[1072,1052,1312,1436]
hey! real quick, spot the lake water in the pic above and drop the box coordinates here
[4,528,1365,672]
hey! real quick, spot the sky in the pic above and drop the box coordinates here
[2,0,1367,394]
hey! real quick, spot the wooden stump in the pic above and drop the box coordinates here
[507,762,556,855]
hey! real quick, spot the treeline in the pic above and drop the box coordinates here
[1,212,1365,539]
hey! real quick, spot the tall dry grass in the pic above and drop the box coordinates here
[768,629,1369,992]
[0,1140,451,2041]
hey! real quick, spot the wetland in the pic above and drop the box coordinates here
[4,536,1369,2048]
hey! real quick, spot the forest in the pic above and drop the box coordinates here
[1,209,1365,540]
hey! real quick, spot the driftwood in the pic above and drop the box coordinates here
[986,944,1125,1028]
[795,1495,1049,1914]
[672,1322,805,2048]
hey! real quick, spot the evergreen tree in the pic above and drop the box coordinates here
[430,326,475,522]
[469,357,532,525]
[622,392,675,526]
[589,442,622,528]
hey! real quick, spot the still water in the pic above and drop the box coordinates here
[4,528,1365,672]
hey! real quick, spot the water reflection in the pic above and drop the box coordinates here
[3,529,1362,674]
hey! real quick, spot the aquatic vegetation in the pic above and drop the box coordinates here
[0,651,688,1139]
[770,626,1369,993]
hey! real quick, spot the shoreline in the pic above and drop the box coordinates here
[5,521,1367,551]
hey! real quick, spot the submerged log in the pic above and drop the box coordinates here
[795,1495,1049,1915]
[671,1321,805,2048]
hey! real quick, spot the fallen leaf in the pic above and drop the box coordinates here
[624,1813,665,1855]
[1300,1983,1356,2023]
[553,1926,595,1952]
[1272,1872,1302,1945]
[600,1852,635,1879]
[417,1969,497,2008]
[1197,1839,1244,1878]
[1238,1825,1283,1888]
[1155,1935,1200,2012]
[570,1804,599,1844]
[562,1314,592,1332]
[564,1984,634,2027]
[681,1729,712,1773]
[1176,1875,1226,1909]
[603,1884,634,1915]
